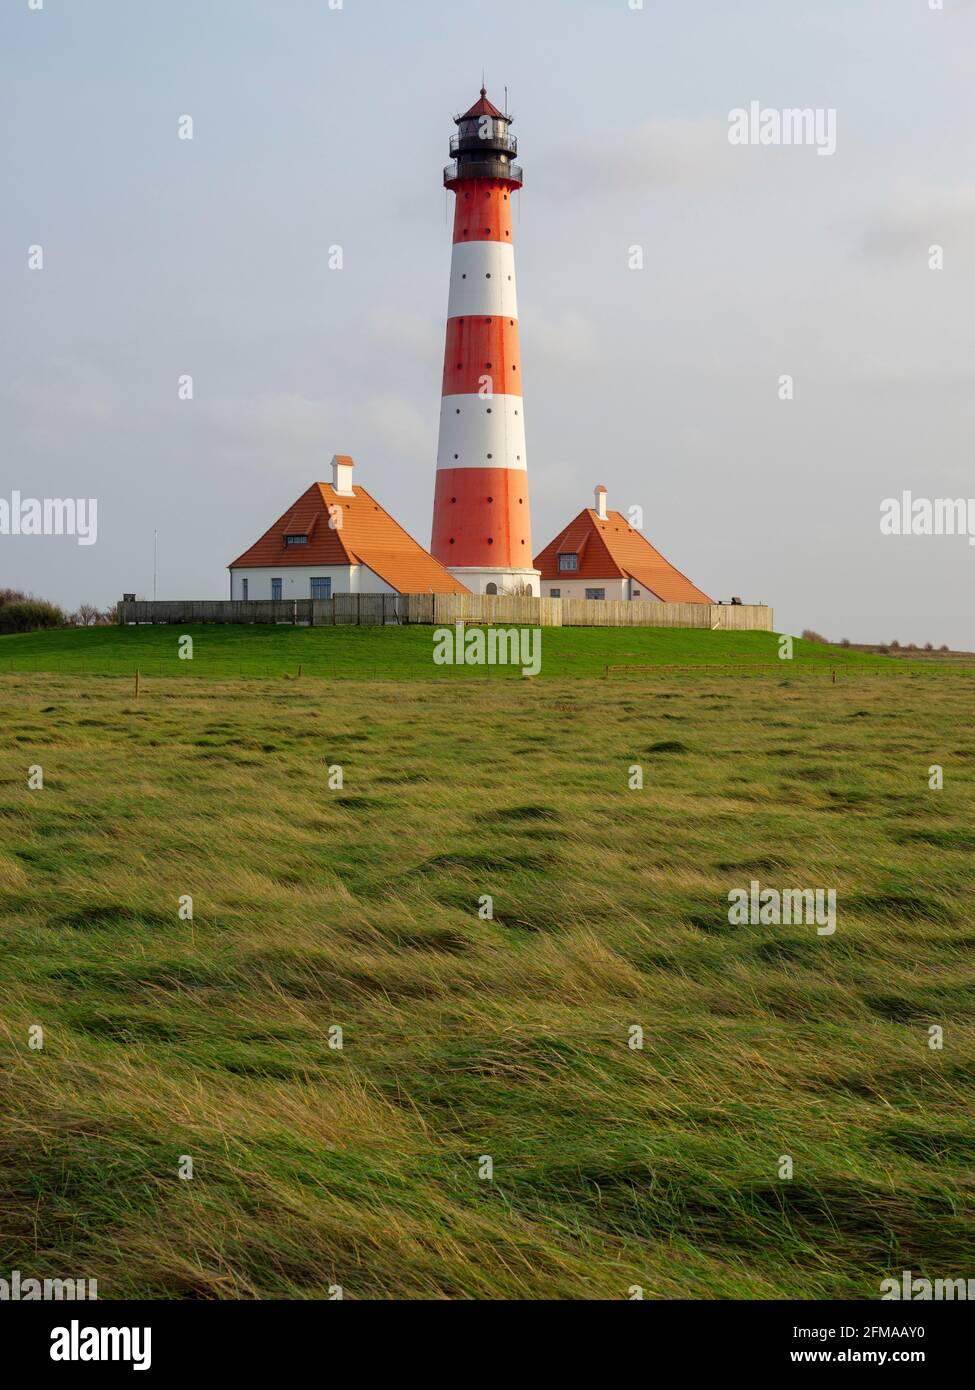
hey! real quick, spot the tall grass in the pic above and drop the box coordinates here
[0,670,973,1298]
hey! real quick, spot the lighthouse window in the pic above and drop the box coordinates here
[487,453,493,459]
[453,453,458,459]
[485,273,491,278]
[558,554,579,572]
[487,538,494,545]
[486,408,492,414]
[487,496,493,502]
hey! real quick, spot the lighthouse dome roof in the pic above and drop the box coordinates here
[457,87,507,121]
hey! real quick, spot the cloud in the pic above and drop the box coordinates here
[203,393,334,447]
[367,311,441,364]
[534,118,734,198]
[5,360,120,424]
[857,184,975,259]
[524,310,598,366]
[363,394,433,458]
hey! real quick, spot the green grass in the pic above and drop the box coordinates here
[1,667,973,1299]
[0,621,933,682]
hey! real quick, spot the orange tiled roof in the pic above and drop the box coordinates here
[229,482,468,594]
[534,509,713,604]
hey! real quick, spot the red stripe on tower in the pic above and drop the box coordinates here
[431,88,540,596]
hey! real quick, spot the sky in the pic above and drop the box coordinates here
[2,0,974,646]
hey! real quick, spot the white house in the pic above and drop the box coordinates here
[533,486,713,603]
[228,456,467,599]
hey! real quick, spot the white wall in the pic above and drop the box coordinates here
[447,566,540,596]
[540,576,662,601]
[229,564,395,599]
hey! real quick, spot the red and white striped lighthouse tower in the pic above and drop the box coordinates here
[430,89,540,595]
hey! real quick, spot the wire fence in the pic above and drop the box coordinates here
[604,661,975,681]
[1,658,973,686]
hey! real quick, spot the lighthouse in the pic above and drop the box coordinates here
[430,89,540,596]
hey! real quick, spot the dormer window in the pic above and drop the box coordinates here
[285,534,308,545]
[558,553,579,572]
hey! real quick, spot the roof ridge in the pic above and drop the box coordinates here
[314,482,356,564]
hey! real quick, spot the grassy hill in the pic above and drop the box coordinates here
[0,621,927,682]
[1,666,973,1298]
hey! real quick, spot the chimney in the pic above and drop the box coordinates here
[594,485,607,520]
[331,454,355,496]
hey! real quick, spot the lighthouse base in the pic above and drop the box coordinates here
[447,566,541,598]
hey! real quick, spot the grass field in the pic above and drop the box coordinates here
[0,621,929,683]
[1,656,973,1300]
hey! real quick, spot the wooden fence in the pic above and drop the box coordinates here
[118,596,773,631]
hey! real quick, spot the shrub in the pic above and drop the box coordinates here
[801,629,828,644]
[0,596,66,634]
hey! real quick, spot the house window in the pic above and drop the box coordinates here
[241,578,248,600]
[271,578,282,600]
[310,577,331,600]
[485,582,498,595]
[286,535,308,545]
[558,553,578,572]
[632,589,641,599]
[549,588,561,598]
[585,588,606,601]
